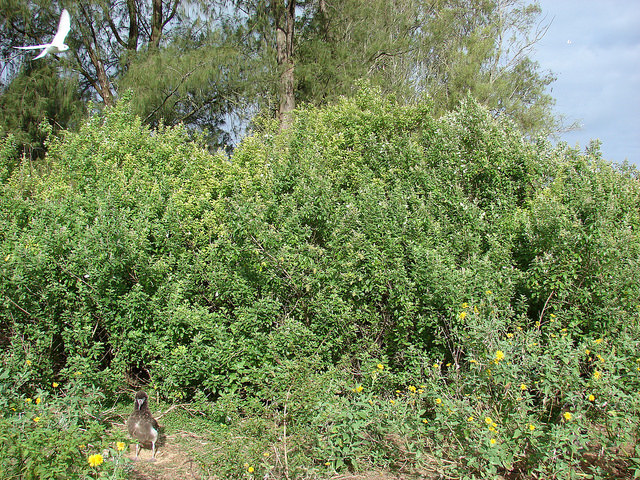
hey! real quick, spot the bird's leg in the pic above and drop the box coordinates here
[147,441,157,462]
[134,443,140,461]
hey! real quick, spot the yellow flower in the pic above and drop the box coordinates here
[528,424,536,431]
[33,416,40,423]
[506,332,514,338]
[462,302,469,309]
[52,382,59,388]
[588,394,595,402]
[467,416,474,422]
[116,442,126,451]
[389,399,395,405]
[594,338,603,344]
[408,385,417,393]
[263,452,270,457]
[25,360,32,366]
[35,397,41,405]
[376,363,384,371]
[74,371,82,376]
[490,438,497,445]
[495,350,505,362]
[485,417,493,425]
[585,349,590,355]
[88,454,104,467]
[489,426,496,433]
[593,370,602,380]
[563,412,572,422]
[435,398,442,405]
[248,466,254,473]
[422,418,428,424]
[458,311,467,321]
[355,385,363,393]
[520,384,527,391]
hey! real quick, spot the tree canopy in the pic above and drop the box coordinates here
[2,0,558,156]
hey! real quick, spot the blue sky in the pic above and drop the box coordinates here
[534,0,640,166]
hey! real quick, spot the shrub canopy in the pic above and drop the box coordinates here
[1,88,638,400]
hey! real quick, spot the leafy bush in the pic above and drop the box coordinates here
[1,86,638,478]
[419,297,640,478]
[0,361,129,479]
[1,96,233,394]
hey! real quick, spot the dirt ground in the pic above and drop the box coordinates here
[126,431,206,480]
[122,430,436,480]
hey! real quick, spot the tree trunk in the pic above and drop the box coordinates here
[274,0,296,129]
[86,45,115,106]
[127,0,139,51]
[150,0,163,48]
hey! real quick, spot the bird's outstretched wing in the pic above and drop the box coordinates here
[14,44,48,50]
[51,9,71,47]
[33,48,51,60]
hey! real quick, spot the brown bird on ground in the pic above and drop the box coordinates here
[127,390,159,461]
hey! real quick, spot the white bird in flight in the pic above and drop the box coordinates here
[14,9,71,60]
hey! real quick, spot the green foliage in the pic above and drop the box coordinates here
[119,37,249,148]
[516,141,640,334]
[0,134,17,183]
[418,297,640,478]
[1,96,233,394]
[295,0,557,135]
[0,63,84,159]
[1,87,638,478]
[0,361,129,479]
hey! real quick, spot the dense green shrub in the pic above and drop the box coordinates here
[2,87,639,402]
[1,97,233,393]
[1,86,638,478]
